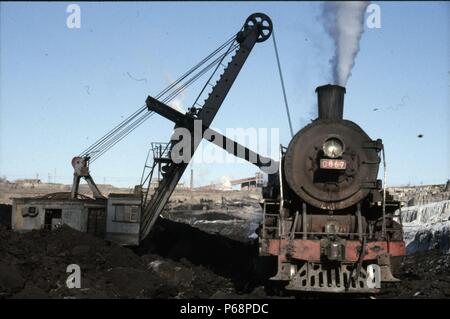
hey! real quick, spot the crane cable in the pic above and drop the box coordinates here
[89,41,239,162]
[79,34,239,162]
[272,28,294,138]
[81,35,237,159]
[82,28,291,162]
[89,43,238,164]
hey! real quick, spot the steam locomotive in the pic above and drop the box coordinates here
[259,84,405,293]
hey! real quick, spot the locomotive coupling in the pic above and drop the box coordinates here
[320,238,346,261]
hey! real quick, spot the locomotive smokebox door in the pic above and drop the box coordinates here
[283,85,382,211]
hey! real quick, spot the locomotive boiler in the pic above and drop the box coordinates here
[259,84,405,293]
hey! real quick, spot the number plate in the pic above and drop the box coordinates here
[320,159,347,170]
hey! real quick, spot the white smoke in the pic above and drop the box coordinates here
[322,1,369,86]
[168,96,186,113]
[217,175,232,190]
[164,73,186,113]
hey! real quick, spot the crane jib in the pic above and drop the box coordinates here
[145,95,277,172]
[139,13,274,240]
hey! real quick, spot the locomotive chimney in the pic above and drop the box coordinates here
[316,84,346,120]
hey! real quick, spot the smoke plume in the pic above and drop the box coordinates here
[164,73,187,113]
[322,1,369,86]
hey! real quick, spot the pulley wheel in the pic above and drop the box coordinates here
[244,13,273,42]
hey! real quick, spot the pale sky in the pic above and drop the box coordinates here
[1,2,449,187]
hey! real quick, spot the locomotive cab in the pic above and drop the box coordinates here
[259,85,405,294]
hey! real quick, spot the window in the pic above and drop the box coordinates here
[113,205,139,223]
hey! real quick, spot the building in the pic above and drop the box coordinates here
[11,192,141,246]
[230,172,265,189]
[105,193,141,245]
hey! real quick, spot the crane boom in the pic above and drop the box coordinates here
[139,13,273,240]
[146,96,278,172]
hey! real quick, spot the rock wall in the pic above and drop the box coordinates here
[388,183,450,207]
[398,200,450,254]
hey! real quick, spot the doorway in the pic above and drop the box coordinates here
[44,209,62,230]
[87,208,106,237]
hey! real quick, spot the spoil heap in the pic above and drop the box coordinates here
[0,224,234,299]
[379,250,450,298]
[1,215,449,299]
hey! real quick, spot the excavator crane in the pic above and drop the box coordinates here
[70,13,277,242]
[140,13,275,240]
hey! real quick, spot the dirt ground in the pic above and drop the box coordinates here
[1,201,449,299]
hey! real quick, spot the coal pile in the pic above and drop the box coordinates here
[0,204,11,229]
[0,224,236,299]
[137,217,277,293]
[1,216,449,299]
[379,250,450,299]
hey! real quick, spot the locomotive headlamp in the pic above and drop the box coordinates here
[323,138,344,158]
